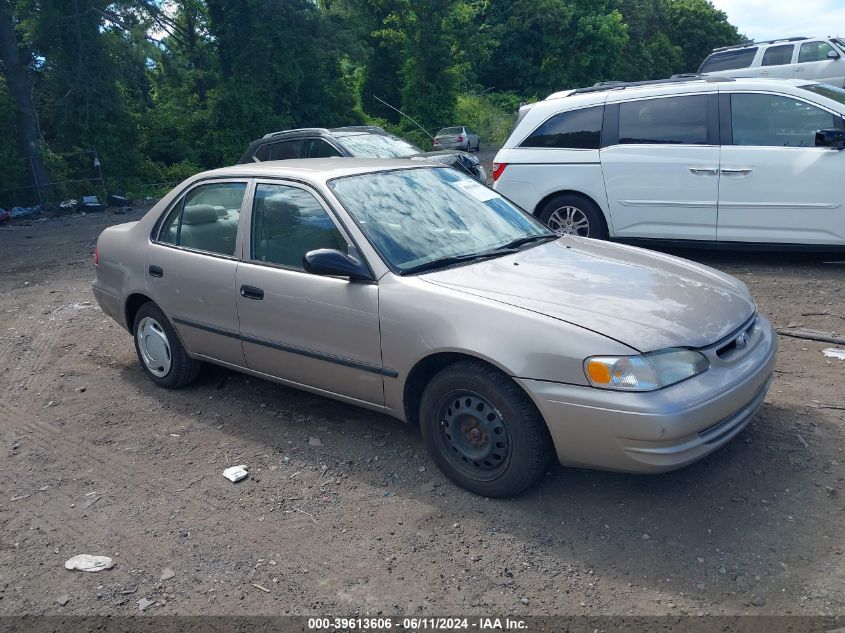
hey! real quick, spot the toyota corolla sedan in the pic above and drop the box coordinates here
[92,159,777,497]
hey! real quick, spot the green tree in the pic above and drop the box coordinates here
[665,0,742,73]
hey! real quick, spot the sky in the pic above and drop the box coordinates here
[710,0,845,42]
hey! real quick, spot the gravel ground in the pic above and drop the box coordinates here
[0,209,843,617]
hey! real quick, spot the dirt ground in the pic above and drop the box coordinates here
[1,208,844,618]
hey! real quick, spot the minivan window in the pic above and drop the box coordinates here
[158,182,246,256]
[520,106,603,149]
[699,47,757,73]
[731,93,836,147]
[762,44,794,66]
[798,41,836,63]
[619,96,708,145]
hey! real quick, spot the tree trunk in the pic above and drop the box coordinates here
[0,0,51,201]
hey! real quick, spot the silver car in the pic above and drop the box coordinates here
[92,159,777,497]
[434,126,480,152]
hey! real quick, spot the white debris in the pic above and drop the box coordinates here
[223,465,249,483]
[822,348,845,360]
[64,554,115,572]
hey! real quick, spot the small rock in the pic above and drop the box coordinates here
[519,597,529,605]
[55,594,70,606]
[308,437,322,447]
[750,596,766,607]
[718,566,727,575]
[160,567,175,581]
[641,533,651,541]
[137,597,155,611]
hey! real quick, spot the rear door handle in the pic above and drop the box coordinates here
[240,285,264,300]
[721,168,753,176]
[149,265,163,278]
[688,167,719,175]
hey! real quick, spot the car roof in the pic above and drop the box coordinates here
[192,158,440,184]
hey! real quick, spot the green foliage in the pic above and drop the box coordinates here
[0,0,744,204]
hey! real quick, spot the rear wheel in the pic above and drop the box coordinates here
[538,193,608,239]
[133,302,201,389]
[419,360,554,497]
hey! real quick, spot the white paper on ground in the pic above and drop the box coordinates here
[223,465,249,483]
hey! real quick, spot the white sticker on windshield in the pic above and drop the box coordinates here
[452,179,498,202]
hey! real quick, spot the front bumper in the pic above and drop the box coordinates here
[517,315,778,473]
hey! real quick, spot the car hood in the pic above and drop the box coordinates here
[420,237,755,352]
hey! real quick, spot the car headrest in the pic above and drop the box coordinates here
[183,204,219,225]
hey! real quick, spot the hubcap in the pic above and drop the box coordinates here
[136,317,172,377]
[435,390,511,482]
[547,206,590,236]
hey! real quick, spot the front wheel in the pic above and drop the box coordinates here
[133,302,201,389]
[537,194,608,239]
[419,361,554,497]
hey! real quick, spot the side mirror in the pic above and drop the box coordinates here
[828,50,841,60]
[303,249,373,281]
[815,128,845,149]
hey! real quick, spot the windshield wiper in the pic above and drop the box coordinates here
[402,234,557,275]
[497,233,558,251]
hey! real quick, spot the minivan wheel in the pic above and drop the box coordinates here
[419,360,554,497]
[538,194,608,239]
[133,302,201,389]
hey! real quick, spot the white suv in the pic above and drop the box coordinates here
[699,37,845,87]
[492,77,845,247]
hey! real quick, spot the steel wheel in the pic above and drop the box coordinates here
[136,316,172,377]
[547,205,590,236]
[434,390,511,482]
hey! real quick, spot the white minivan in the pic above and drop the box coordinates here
[492,77,845,247]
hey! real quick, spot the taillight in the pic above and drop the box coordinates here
[491,163,507,182]
[93,246,99,266]
[457,135,464,142]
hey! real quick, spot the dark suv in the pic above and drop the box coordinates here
[238,126,486,182]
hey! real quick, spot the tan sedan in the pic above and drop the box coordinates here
[93,159,777,497]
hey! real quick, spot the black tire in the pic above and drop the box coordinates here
[537,193,608,240]
[133,302,201,389]
[419,360,554,497]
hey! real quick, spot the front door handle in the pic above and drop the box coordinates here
[720,168,753,176]
[149,265,163,278]
[240,285,264,300]
[688,167,719,175]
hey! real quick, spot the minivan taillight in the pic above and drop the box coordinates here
[93,246,99,266]
[457,135,464,142]
[491,163,507,182]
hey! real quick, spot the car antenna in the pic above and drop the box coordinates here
[372,95,442,149]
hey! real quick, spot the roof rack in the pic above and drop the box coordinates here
[712,36,808,53]
[567,74,733,96]
[331,125,387,133]
[261,127,331,139]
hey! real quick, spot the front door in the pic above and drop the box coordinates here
[235,181,384,406]
[718,91,845,245]
[601,93,720,240]
[146,179,249,366]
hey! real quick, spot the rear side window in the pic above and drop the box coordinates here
[762,45,794,66]
[731,93,836,147]
[251,184,347,269]
[699,47,757,72]
[519,106,603,149]
[798,41,836,63]
[254,139,302,161]
[619,96,708,145]
[158,182,246,256]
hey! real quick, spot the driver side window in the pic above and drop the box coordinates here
[251,184,347,269]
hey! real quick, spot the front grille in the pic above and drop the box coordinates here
[715,315,758,359]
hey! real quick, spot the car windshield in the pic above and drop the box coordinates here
[329,167,555,274]
[801,83,845,106]
[438,127,463,136]
[335,132,420,158]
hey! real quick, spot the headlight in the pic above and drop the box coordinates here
[584,349,710,392]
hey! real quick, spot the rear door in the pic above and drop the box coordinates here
[600,90,720,240]
[758,44,796,80]
[235,180,384,406]
[717,90,845,244]
[147,179,249,366]
[794,40,845,86]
